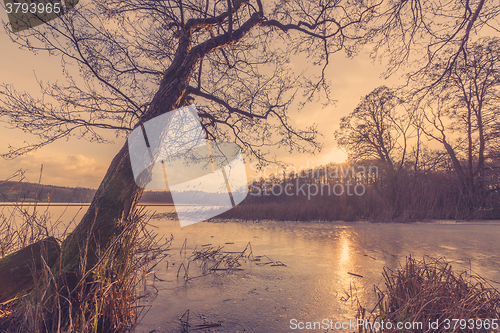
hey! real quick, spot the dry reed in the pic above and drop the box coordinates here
[0,174,171,333]
[358,256,500,333]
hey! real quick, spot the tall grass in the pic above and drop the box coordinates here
[358,256,500,333]
[0,171,72,256]
[0,175,170,333]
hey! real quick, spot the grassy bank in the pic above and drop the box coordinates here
[220,179,500,222]
[0,201,169,333]
[219,196,491,222]
[358,256,500,333]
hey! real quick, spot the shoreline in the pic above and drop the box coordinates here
[149,212,500,225]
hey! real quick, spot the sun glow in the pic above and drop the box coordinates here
[320,149,348,164]
[339,231,351,265]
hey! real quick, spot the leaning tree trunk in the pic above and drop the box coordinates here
[0,237,60,302]
[59,141,144,273]
[0,44,198,302]
[56,60,198,287]
[0,8,264,300]
[61,38,200,273]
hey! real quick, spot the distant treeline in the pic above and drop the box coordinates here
[220,160,500,221]
[0,181,96,203]
[0,181,173,204]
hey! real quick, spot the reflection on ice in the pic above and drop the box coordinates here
[131,215,500,332]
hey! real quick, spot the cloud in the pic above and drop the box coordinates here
[0,153,107,188]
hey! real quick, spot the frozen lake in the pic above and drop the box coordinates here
[132,207,500,333]
[2,205,499,332]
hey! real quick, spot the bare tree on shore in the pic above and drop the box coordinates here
[0,0,498,305]
[418,37,500,212]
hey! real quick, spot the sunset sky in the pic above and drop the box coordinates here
[0,14,401,189]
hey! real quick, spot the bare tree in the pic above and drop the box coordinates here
[335,86,411,173]
[0,0,382,295]
[0,0,498,299]
[335,86,412,202]
[370,0,499,86]
[419,37,500,211]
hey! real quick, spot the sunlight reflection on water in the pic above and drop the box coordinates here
[132,209,500,333]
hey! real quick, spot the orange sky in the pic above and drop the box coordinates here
[0,16,401,189]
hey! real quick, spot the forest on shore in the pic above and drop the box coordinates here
[221,159,500,222]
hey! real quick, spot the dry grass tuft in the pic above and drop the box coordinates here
[0,175,171,333]
[359,256,500,333]
[0,207,170,333]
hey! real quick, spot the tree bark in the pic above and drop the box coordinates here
[0,237,60,302]
[59,142,144,273]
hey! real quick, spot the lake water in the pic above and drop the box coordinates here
[2,205,500,332]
